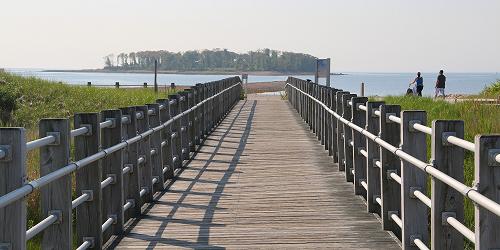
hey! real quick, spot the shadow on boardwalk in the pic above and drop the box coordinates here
[111,100,257,249]
[113,95,399,249]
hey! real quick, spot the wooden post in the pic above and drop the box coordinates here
[379,104,401,238]
[365,101,384,214]
[188,90,196,152]
[156,99,174,180]
[39,119,72,249]
[335,91,349,171]
[342,93,357,182]
[168,95,182,170]
[136,106,153,203]
[115,82,119,88]
[195,84,203,144]
[330,88,340,163]
[0,128,26,250]
[87,81,91,87]
[351,96,368,196]
[179,92,190,160]
[400,111,428,249]
[191,86,200,148]
[361,82,365,97]
[120,107,141,219]
[474,135,500,250]
[74,113,103,248]
[431,120,464,250]
[147,104,164,192]
[100,110,124,238]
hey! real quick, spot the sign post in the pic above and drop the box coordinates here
[315,58,331,87]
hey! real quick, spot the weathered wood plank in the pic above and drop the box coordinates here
[113,95,399,249]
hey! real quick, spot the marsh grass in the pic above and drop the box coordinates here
[0,71,178,248]
[380,95,499,249]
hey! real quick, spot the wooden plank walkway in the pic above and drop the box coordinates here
[113,94,400,249]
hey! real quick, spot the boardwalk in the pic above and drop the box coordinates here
[113,94,400,249]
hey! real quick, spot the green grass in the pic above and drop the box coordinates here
[0,71,178,249]
[379,95,499,249]
[480,79,500,97]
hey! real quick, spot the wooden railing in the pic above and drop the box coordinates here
[0,77,242,249]
[285,77,500,250]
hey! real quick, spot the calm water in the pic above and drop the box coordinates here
[6,68,499,96]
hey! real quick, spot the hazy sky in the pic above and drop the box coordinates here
[1,0,499,72]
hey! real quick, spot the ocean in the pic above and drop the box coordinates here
[5,69,499,96]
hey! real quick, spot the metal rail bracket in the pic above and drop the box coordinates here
[442,132,456,146]
[488,149,500,167]
[441,211,456,226]
[0,145,12,162]
[47,132,60,145]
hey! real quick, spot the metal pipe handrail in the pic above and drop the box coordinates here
[72,193,91,209]
[101,217,114,232]
[285,83,500,218]
[413,189,431,208]
[390,213,403,229]
[413,238,429,250]
[389,172,402,185]
[76,240,92,250]
[446,216,475,243]
[26,214,58,241]
[0,82,241,209]
[446,135,475,152]
[100,176,114,189]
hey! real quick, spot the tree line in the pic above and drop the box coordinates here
[103,49,318,72]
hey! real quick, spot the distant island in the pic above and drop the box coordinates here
[43,48,348,75]
[49,49,341,75]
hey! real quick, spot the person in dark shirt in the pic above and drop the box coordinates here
[411,72,424,96]
[435,70,446,98]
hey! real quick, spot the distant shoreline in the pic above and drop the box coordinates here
[42,69,347,76]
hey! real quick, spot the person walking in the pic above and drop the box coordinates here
[411,72,424,96]
[435,70,446,98]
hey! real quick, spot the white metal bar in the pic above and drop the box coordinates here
[389,172,402,185]
[0,149,5,159]
[152,177,158,185]
[360,181,368,191]
[137,156,145,165]
[101,217,114,232]
[123,201,133,212]
[122,165,131,175]
[413,190,431,208]
[388,115,401,124]
[446,135,475,152]
[496,152,500,164]
[390,213,403,228]
[76,240,92,250]
[374,110,381,117]
[375,160,382,169]
[163,166,168,174]
[359,149,368,158]
[358,104,367,111]
[375,197,382,206]
[99,119,113,129]
[100,176,114,189]
[414,238,429,250]
[139,188,147,197]
[413,123,432,135]
[446,216,475,243]
[150,149,157,156]
[26,135,56,151]
[26,214,58,240]
[72,193,91,209]
[71,127,89,138]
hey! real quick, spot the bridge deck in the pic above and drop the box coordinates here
[114,94,399,249]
